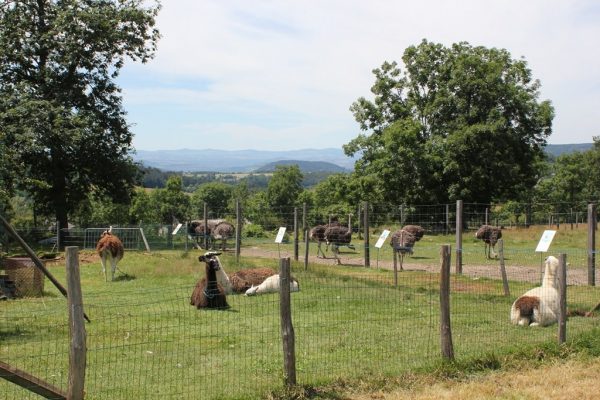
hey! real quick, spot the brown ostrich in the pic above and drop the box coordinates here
[475,225,502,259]
[324,225,352,265]
[401,225,425,241]
[212,221,235,251]
[96,227,124,282]
[390,229,417,271]
[309,224,328,258]
[190,252,229,309]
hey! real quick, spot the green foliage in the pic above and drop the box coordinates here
[151,176,190,224]
[190,182,234,217]
[242,223,266,238]
[266,165,304,210]
[0,0,161,230]
[344,40,554,204]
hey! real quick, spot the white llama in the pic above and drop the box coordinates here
[510,255,560,327]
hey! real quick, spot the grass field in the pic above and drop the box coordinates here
[1,224,599,399]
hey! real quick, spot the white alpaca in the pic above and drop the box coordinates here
[245,274,300,296]
[510,255,560,327]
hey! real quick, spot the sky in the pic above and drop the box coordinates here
[118,0,600,151]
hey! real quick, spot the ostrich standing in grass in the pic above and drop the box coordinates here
[390,229,417,271]
[475,225,502,259]
[400,225,425,242]
[324,225,352,265]
[96,227,124,282]
[212,221,235,251]
[309,225,328,258]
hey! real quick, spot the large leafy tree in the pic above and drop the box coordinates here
[0,0,160,236]
[344,40,554,204]
[190,182,234,217]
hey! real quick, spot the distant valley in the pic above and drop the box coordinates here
[132,143,592,173]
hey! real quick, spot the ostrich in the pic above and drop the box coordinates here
[324,225,352,265]
[401,225,425,241]
[212,221,235,251]
[187,219,231,250]
[390,229,417,271]
[96,227,124,282]
[190,252,229,309]
[475,225,502,259]
[309,225,328,258]
[245,274,300,296]
[510,255,559,327]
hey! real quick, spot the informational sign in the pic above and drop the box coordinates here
[375,229,390,249]
[275,227,287,244]
[535,230,556,252]
[172,223,183,235]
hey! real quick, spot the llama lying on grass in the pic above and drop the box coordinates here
[245,274,300,296]
[475,225,502,259]
[510,255,559,327]
[190,252,229,309]
[96,227,124,282]
[205,252,277,294]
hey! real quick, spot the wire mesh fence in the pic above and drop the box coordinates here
[1,200,599,399]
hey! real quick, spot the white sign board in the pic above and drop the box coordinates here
[275,227,287,244]
[535,230,556,252]
[375,229,391,249]
[172,223,183,235]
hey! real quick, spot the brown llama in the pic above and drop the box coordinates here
[228,267,277,293]
[96,227,124,282]
[190,252,229,309]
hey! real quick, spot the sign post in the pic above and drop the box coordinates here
[374,230,390,269]
[275,227,287,258]
[535,230,557,282]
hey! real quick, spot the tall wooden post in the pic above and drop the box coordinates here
[445,204,450,236]
[440,245,454,360]
[363,201,370,267]
[279,258,296,386]
[485,207,489,226]
[357,204,362,240]
[235,200,242,262]
[66,247,86,400]
[302,203,307,241]
[455,200,463,274]
[558,253,567,344]
[304,232,309,271]
[293,207,299,261]
[588,204,596,286]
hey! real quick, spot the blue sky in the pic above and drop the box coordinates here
[118,0,600,151]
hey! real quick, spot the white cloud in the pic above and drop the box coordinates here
[125,0,600,150]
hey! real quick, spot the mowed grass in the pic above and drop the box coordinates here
[1,247,599,399]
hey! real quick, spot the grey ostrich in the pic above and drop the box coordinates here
[309,224,328,258]
[324,225,352,265]
[475,225,502,259]
[212,221,235,251]
[400,225,425,242]
[390,229,417,271]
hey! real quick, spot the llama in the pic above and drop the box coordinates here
[324,225,352,265]
[510,255,560,327]
[96,227,124,282]
[245,274,300,296]
[206,253,277,294]
[190,252,229,309]
[475,225,502,259]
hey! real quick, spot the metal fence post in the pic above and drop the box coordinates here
[236,200,242,263]
[558,253,567,344]
[279,257,296,386]
[455,200,463,274]
[588,204,596,286]
[363,201,370,267]
[294,207,299,261]
[498,239,510,296]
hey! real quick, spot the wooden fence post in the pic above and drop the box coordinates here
[498,239,510,297]
[440,245,454,360]
[236,200,242,263]
[588,204,596,286]
[304,232,309,271]
[455,200,463,274]
[279,258,296,386]
[363,201,370,268]
[558,253,567,344]
[66,246,86,400]
[445,204,450,236]
[302,203,307,241]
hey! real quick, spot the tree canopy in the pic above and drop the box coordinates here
[0,0,160,233]
[344,40,554,204]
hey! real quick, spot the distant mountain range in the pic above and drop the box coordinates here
[133,148,356,172]
[132,143,592,173]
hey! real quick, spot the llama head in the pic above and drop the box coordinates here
[543,255,559,287]
[198,251,222,263]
